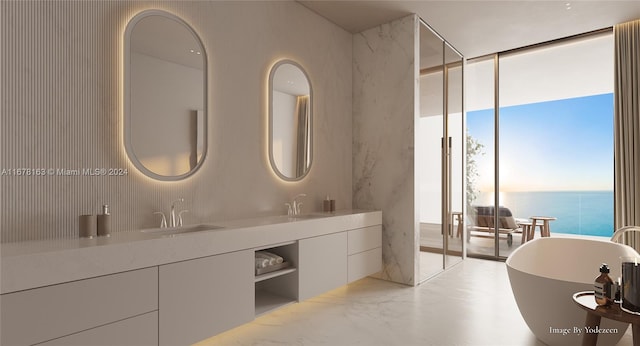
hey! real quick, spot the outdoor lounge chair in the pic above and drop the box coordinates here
[469,206,521,247]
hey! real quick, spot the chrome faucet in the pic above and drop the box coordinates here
[285,194,306,216]
[170,198,185,228]
[154,198,188,228]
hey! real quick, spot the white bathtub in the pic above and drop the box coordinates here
[506,237,638,345]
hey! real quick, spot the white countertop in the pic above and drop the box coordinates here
[1,210,381,294]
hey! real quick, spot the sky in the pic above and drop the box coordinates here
[467,93,614,192]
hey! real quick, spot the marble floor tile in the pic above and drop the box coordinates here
[197,258,633,346]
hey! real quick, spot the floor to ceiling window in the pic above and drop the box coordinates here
[466,30,614,259]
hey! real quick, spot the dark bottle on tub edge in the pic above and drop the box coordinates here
[595,263,614,306]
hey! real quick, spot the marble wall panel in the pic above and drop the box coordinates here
[353,15,420,286]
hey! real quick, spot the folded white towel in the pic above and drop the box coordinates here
[255,258,269,269]
[256,251,284,265]
[256,252,276,265]
[263,251,284,264]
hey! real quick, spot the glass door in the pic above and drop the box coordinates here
[465,32,614,261]
[466,55,497,259]
[418,22,446,281]
[444,42,464,267]
[418,20,465,282]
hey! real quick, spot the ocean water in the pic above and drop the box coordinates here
[476,191,614,237]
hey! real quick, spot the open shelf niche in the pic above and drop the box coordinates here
[254,241,299,316]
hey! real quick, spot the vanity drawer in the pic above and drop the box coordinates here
[38,311,158,346]
[348,225,382,255]
[348,247,382,283]
[1,267,158,346]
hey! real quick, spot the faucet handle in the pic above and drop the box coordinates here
[177,210,189,227]
[153,212,167,228]
[296,202,303,215]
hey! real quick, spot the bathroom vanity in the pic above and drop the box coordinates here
[0,210,381,346]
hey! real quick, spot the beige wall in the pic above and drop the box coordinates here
[0,1,353,242]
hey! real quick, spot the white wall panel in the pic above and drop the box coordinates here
[0,1,353,242]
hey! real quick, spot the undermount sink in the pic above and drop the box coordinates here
[285,214,328,221]
[141,224,224,235]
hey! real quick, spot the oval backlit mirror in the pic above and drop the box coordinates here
[124,10,207,180]
[268,60,313,181]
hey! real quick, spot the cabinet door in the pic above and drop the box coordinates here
[39,311,157,346]
[298,232,347,301]
[159,250,254,346]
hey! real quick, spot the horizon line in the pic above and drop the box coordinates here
[479,189,613,193]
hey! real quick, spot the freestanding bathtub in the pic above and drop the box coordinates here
[506,237,638,345]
